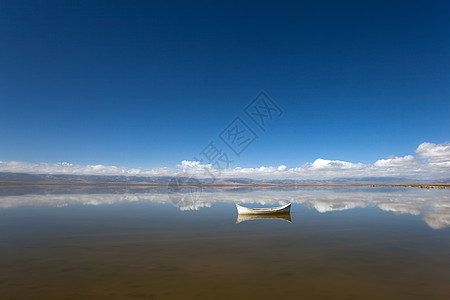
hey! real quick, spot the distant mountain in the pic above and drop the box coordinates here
[0,172,173,184]
[0,172,441,185]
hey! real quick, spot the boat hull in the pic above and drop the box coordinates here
[236,203,291,215]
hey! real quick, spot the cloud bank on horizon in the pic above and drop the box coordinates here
[0,142,449,180]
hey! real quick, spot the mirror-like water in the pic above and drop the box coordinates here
[1,186,449,299]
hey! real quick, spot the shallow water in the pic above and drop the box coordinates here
[0,186,449,299]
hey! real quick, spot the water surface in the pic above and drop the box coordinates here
[1,186,449,299]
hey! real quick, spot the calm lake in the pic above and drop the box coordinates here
[1,185,449,299]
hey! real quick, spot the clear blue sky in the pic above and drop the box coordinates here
[1,0,449,169]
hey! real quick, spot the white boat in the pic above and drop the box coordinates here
[236,203,291,215]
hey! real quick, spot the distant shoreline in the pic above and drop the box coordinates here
[0,182,449,188]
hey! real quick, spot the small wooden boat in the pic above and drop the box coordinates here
[236,203,291,215]
[236,213,292,224]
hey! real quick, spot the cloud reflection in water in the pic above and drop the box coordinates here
[0,187,448,229]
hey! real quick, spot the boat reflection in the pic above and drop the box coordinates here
[236,213,292,224]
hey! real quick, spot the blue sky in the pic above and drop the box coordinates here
[1,0,449,175]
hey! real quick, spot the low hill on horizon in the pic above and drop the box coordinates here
[0,172,447,185]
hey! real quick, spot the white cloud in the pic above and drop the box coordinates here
[415,142,450,163]
[0,141,449,180]
[277,165,287,171]
[178,160,212,169]
[374,155,415,167]
[0,161,178,177]
[310,158,365,170]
